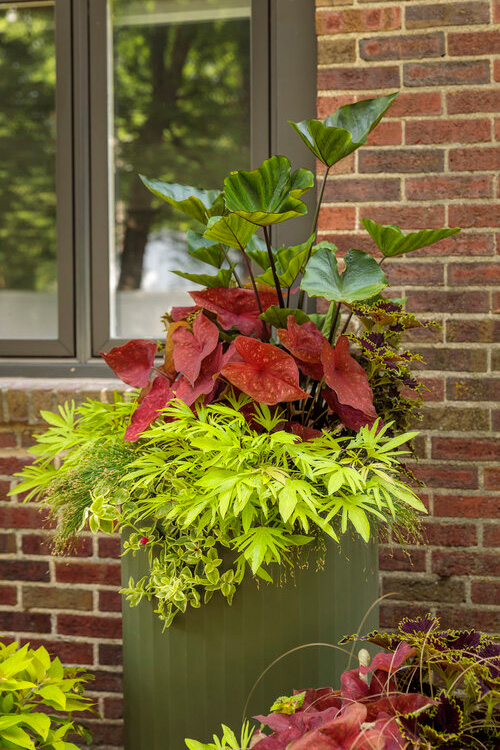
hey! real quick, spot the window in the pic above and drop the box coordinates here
[0,0,315,375]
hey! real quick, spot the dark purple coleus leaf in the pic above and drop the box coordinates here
[124,376,173,441]
[172,313,219,385]
[190,287,278,337]
[100,339,157,388]
[398,614,439,636]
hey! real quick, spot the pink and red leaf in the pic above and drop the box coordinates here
[100,339,157,388]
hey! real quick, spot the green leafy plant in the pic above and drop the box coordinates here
[0,640,93,750]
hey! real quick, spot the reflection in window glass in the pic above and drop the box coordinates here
[0,3,57,340]
[111,0,251,338]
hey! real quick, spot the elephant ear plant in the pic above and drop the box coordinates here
[14,93,460,628]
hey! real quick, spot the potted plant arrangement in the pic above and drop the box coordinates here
[14,92,460,748]
[185,613,500,749]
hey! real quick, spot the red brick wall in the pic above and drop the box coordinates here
[0,380,125,750]
[316,0,500,630]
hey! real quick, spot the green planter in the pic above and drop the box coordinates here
[122,537,377,750]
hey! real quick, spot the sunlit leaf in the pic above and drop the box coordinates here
[186,229,224,268]
[140,175,222,224]
[362,218,461,258]
[301,248,387,304]
[203,213,257,249]
[172,267,234,288]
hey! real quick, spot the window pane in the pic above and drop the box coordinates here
[111,0,251,339]
[0,2,57,340]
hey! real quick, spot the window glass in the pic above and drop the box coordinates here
[111,0,251,338]
[0,2,57,340]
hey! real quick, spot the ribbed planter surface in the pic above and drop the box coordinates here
[122,537,377,750]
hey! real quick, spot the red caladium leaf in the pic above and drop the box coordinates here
[253,708,341,750]
[174,343,237,406]
[124,376,172,441]
[322,389,377,432]
[370,693,435,721]
[362,642,416,678]
[284,422,323,442]
[172,313,219,385]
[278,317,324,363]
[100,339,157,388]
[162,321,189,379]
[190,287,278,337]
[289,703,384,750]
[221,337,309,406]
[171,305,200,322]
[321,336,377,417]
[295,688,342,713]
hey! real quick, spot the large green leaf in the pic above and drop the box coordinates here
[140,175,223,224]
[259,306,311,328]
[244,234,276,269]
[362,218,461,258]
[223,155,314,226]
[301,247,387,304]
[203,214,257,249]
[186,230,224,268]
[289,93,398,168]
[172,267,234,288]
[255,235,315,287]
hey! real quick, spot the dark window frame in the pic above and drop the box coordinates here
[0,0,315,376]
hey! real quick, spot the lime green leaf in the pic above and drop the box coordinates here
[186,230,224,268]
[203,214,257,249]
[0,725,35,749]
[255,235,315,287]
[347,506,371,542]
[36,685,67,710]
[301,248,387,304]
[224,155,314,226]
[172,267,234,288]
[259,306,310,328]
[289,93,398,167]
[140,175,222,225]
[362,218,461,258]
[244,234,276,269]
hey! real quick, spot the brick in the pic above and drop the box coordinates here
[0,612,51,633]
[92,669,123,693]
[404,60,490,87]
[412,232,494,257]
[379,546,426,572]
[433,550,500,577]
[422,521,477,546]
[447,377,500,402]
[318,66,400,91]
[0,432,17,448]
[432,437,499,461]
[0,455,33,475]
[103,697,124,720]
[99,643,123,667]
[493,410,500,431]
[449,262,500,285]
[446,319,500,343]
[412,348,487,373]
[98,536,121,558]
[0,505,51,529]
[450,147,500,173]
[55,562,121,586]
[317,38,355,65]
[360,205,445,229]
[385,261,443,285]
[23,586,93,611]
[448,90,500,114]
[359,149,444,174]
[317,95,355,120]
[495,59,500,82]
[30,390,54,423]
[380,603,431,629]
[448,30,500,56]
[0,585,18,606]
[472,581,500,605]
[82,721,123,746]
[496,0,500,23]
[390,91,443,117]
[0,532,16,554]
[419,377,445,401]
[57,614,122,639]
[360,33,444,61]
[19,638,93,665]
[493,350,500,370]
[316,7,401,34]
[0,480,11,501]
[436,606,500,632]
[401,324,443,343]
[435,494,500,519]
[484,525,500,547]
[406,175,492,200]
[420,405,489,431]
[406,290,489,313]
[406,2,490,29]
[0,560,49,582]
[323,178,400,203]
[6,390,29,423]
[99,590,122,613]
[406,118,491,146]
[485,468,500,490]
[318,206,356,231]
[381,575,466,603]
[22,534,91,558]
[365,120,402,147]
[449,205,500,229]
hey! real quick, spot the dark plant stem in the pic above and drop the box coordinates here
[379,256,387,266]
[239,246,263,314]
[303,378,325,426]
[263,226,285,308]
[298,166,330,310]
[286,286,291,306]
[340,310,354,336]
[327,303,341,344]
[221,245,242,287]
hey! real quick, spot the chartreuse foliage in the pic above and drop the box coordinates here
[185,721,254,750]
[0,640,93,750]
[14,395,424,628]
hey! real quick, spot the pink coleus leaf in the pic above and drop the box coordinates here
[124,376,172,441]
[289,703,384,750]
[278,317,325,363]
[321,336,377,417]
[253,708,340,750]
[100,339,157,388]
[190,287,278,337]
[221,337,309,406]
[362,642,416,678]
[172,313,219,385]
[322,389,377,432]
[340,667,370,703]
